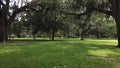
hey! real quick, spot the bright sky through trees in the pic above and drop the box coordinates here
[10,0,32,7]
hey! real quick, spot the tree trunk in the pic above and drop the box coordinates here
[109,0,120,47]
[80,25,92,40]
[114,17,120,48]
[0,20,4,42]
[33,34,36,40]
[16,33,21,38]
[81,32,84,40]
[95,32,100,39]
[4,19,8,42]
[1,0,9,42]
[67,32,70,39]
[51,28,55,41]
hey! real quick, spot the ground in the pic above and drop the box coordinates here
[0,38,120,68]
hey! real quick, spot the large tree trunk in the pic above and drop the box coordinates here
[0,29,4,42]
[0,0,9,42]
[0,0,39,42]
[0,20,7,42]
[0,20,4,42]
[109,0,120,48]
[114,17,120,47]
[4,19,8,42]
[0,1,4,42]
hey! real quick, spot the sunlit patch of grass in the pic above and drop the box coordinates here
[0,49,21,54]
[88,49,119,56]
[0,38,120,68]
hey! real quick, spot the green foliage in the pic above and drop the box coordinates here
[8,0,117,39]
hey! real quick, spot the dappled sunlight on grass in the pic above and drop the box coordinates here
[0,38,120,68]
[0,49,21,54]
[88,49,119,57]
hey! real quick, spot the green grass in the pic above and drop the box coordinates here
[0,38,120,68]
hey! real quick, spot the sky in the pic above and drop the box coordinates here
[10,0,32,7]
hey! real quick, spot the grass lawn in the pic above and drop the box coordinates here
[0,38,120,68]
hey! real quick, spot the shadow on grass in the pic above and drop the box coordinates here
[0,39,120,68]
[8,39,67,42]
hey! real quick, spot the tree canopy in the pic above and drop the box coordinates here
[0,0,120,47]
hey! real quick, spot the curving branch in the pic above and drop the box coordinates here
[0,0,4,6]
[91,7,112,15]
[8,2,43,24]
[60,4,112,18]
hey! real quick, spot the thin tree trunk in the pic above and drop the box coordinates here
[51,28,55,41]
[33,34,36,40]
[81,32,84,40]
[67,32,70,39]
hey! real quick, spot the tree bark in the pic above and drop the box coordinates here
[0,19,4,42]
[0,0,4,42]
[80,25,92,40]
[33,34,36,40]
[0,0,40,42]
[0,0,9,42]
[95,31,100,39]
[81,32,84,40]
[51,28,55,41]
[3,20,8,42]
[109,0,120,47]
[16,33,21,38]
[114,17,120,47]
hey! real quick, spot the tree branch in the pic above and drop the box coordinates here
[60,10,89,16]
[0,0,4,6]
[83,25,92,33]
[9,2,43,24]
[61,7,112,18]
[92,7,112,15]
